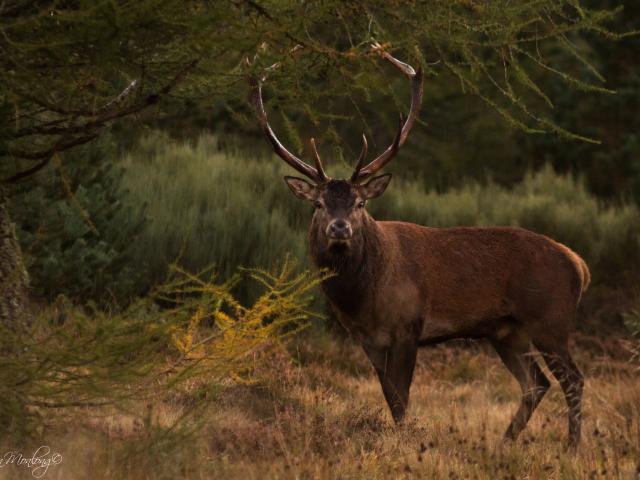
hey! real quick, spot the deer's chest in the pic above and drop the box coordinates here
[328,279,422,348]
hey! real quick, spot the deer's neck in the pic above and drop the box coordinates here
[309,218,385,317]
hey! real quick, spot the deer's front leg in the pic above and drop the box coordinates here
[363,339,418,423]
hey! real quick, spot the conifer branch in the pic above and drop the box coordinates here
[2,60,198,183]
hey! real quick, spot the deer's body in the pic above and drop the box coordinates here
[310,214,587,448]
[250,44,587,448]
[313,221,589,351]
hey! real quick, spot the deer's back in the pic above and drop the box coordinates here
[377,222,589,342]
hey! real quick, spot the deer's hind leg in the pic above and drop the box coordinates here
[525,302,584,448]
[491,330,550,441]
[533,337,584,449]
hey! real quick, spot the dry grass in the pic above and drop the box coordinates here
[2,332,639,480]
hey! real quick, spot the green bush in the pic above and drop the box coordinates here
[121,132,311,300]
[123,133,640,298]
[12,135,147,305]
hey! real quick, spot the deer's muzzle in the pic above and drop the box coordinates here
[327,219,353,240]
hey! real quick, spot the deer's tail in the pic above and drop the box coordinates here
[556,242,591,294]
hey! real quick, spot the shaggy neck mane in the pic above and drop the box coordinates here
[308,216,385,316]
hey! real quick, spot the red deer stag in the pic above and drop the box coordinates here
[249,44,590,448]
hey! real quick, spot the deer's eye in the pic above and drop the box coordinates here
[314,200,323,209]
[357,200,366,209]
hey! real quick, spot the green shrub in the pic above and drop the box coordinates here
[11,134,147,305]
[121,132,311,300]
[123,133,640,297]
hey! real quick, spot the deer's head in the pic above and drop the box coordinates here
[250,45,423,248]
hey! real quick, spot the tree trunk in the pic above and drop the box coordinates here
[0,187,29,326]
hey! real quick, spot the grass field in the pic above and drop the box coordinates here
[4,330,638,480]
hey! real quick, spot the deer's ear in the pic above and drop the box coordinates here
[284,176,316,201]
[362,173,392,199]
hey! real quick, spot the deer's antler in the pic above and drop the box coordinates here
[351,43,423,183]
[248,46,329,183]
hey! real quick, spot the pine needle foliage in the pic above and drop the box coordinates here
[0,0,629,183]
[161,259,329,384]
[0,260,327,441]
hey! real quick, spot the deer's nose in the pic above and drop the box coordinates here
[328,220,352,239]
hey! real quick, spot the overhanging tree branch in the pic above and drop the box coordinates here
[3,133,101,183]
[2,59,199,183]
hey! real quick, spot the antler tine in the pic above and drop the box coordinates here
[309,138,329,182]
[352,44,424,183]
[248,47,326,183]
[350,133,368,182]
[358,114,403,179]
